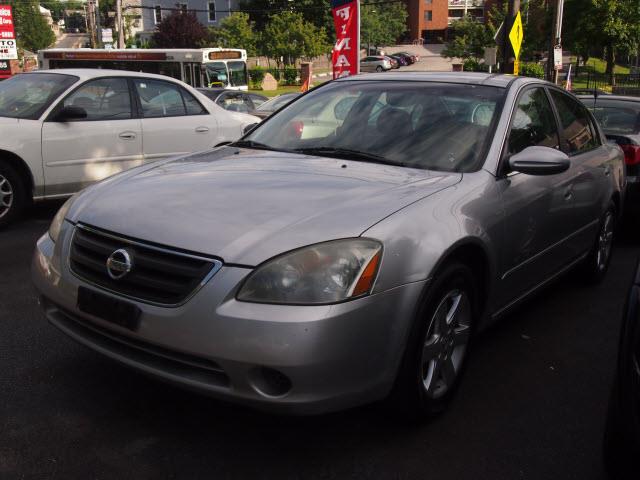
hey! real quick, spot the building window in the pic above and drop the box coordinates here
[179,3,188,13]
[208,1,216,22]
[424,10,433,21]
[424,0,432,3]
[154,5,162,24]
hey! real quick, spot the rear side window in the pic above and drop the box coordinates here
[549,90,599,155]
[508,87,559,155]
[63,77,131,121]
[134,80,206,117]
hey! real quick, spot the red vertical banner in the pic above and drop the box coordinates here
[331,0,360,79]
[0,5,15,40]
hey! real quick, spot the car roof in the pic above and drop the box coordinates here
[334,71,538,89]
[26,68,188,83]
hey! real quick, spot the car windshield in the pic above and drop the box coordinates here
[246,81,505,172]
[0,73,78,120]
[587,101,640,135]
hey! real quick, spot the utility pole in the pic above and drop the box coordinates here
[87,0,97,48]
[547,0,565,83]
[116,0,124,48]
[500,0,521,74]
[95,0,102,48]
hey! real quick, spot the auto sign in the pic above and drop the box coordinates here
[0,38,16,60]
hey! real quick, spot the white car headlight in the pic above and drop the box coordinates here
[48,195,76,243]
[237,239,382,305]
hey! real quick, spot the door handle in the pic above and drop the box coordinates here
[604,166,612,176]
[119,132,137,140]
[195,126,209,133]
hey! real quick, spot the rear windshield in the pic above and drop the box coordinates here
[587,100,640,135]
[0,73,78,120]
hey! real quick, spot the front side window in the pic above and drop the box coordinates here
[208,1,216,21]
[507,87,559,155]
[0,73,77,120]
[154,5,162,23]
[550,89,598,155]
[134,79,186,118]
[182,88,206,115]
[63,77,132,121]
[245,81,505,172]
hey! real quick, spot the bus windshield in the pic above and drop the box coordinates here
[206,62,228,88]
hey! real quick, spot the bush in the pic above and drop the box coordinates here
[283,65,299,85]
[519,62,545,79]
[463,58,480,72]
[249,66,265,89]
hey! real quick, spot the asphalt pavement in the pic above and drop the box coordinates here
[1,200,638,479]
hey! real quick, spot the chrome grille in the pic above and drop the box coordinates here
[69,224,221,306]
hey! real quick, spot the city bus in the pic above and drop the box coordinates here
[38,48,248,90]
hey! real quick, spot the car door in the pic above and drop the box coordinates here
[41,76,143,196]
[132,78,218,161]
[548,88,609,256]
[495,86,580,309]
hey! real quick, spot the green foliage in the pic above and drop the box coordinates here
[207,12,258,57]
[519,62,545,79]
[360,3,408,49]
[261,11,330,65]
[9,0,56,52]
[239,0,333,33]
[248,66,265,89]
[152,12,208,48]
[282,65,299,85]
[463,58,480,71]
[442,15,494,61]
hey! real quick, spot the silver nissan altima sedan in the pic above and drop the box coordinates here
[33,73,625,417]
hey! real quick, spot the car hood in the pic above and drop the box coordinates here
[70,147,460,266]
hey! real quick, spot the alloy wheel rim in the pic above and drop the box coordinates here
[421,289,471,399]
[0,174,13,219]
[596,212,614,271]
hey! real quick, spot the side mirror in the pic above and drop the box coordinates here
[508,146,570,176]
[243,123,259,135]
[55,105,87,122]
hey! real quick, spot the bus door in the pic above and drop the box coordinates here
[182,63,203,88]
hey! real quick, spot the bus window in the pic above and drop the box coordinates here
[206,62,228,88]
[228,61,247,88]
[184,64,192,86]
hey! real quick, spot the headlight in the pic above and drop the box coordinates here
[237,239,382,305]
[48,195,76,243]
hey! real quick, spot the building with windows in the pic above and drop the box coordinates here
[403,0,500,44]
[138,0,239,42]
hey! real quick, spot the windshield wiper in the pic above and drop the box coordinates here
[230,140,281,151]
[294,147,400,166]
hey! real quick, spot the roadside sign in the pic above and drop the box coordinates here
[0,38,17,60]
[101,28,113,43]
[554,45,563,70]
[509,11,523,59]
[484,47,497,66]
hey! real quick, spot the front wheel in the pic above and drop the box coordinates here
[0,162,27,229]
[376,65,383,72]
[581,202,616,284]
[389,263,476,420]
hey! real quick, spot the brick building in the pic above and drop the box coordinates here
[403,0,500,44]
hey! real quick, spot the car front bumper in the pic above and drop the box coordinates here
[32,223,425,414]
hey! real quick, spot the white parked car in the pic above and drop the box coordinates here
[0,69,259,227]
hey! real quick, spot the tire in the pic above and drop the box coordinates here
[376,66,383,72]
[581,201,616,284]
[388,262,477,420]
[0,161,27,229]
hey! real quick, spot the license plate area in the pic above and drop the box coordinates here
[77,287,141,331]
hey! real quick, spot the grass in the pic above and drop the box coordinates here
[572,56,631,75]
[249,79,330,97]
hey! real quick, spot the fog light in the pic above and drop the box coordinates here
[249,367,292,398]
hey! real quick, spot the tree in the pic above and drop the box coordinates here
[261,11,330,66]
[441,15,494,62]
[152,11,208,48]
[9,0,56,52]
[360,3,408,51]
[239,0,333,33]
[207,12,257,56]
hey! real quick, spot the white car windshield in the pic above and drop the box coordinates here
[0,73,78,120]
[244,81,505,172]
